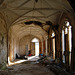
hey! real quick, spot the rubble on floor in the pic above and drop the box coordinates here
[0,56,75,75]
[37,56,74,75]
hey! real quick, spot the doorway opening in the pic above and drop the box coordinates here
[31,38,39,56]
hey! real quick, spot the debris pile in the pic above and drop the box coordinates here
[37,56,72,75]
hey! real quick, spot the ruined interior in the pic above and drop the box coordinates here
[0,0,75,75]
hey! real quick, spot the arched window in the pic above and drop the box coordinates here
[62,20,72,65]
[32,38,39,42]
[51,30,55,37]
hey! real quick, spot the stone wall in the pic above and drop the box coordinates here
[0,13,7,64]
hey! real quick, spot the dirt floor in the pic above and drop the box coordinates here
[8,61,55,75]
[0,56,73,75]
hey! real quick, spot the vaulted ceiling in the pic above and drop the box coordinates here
[0,0,73,27]
[0,0,74,39]
[11,23,48,40]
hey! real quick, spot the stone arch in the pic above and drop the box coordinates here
[31,37,40,43]
[58,13,75,71]
[58,13,75,32]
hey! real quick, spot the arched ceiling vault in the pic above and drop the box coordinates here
[10,23,48,40]
[0,0,73,28]
[0,0,74,40]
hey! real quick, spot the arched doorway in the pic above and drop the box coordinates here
[31,38,39,56]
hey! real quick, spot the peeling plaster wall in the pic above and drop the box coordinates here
[0,13,7,64]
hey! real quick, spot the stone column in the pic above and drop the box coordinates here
[42,39,44,54]
[45,36,48,56]
[68,26,72,66]
[62,29,65,63]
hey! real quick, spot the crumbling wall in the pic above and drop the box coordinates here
[0,13,7,64]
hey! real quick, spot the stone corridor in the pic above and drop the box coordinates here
[0,0,75,74]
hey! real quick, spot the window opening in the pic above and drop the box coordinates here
[62,21,72,65]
